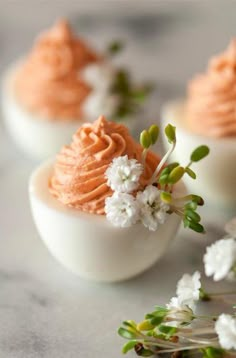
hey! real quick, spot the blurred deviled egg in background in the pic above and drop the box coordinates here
[2,19,152,160]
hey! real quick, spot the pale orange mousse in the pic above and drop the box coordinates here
[49,116,161,214]
[186,40,236,137]
[14,19,100,120]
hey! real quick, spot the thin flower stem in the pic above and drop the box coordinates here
[186,161,192,168]
[138,339,178,349]
[140,337,178,348]
[142,148,148,168]
[178,327,215,336]
[178,335,219,345]
[170,206,184,218]
[171,195,195,203]
[194,314,218,320]
[149,141,176,184]
[153,344,212,354]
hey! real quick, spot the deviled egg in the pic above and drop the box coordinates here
[29,116,187,282]
[161,40,236,207]
[2,20,150,160]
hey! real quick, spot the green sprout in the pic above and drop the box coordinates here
[148,125,159,145]
[139,123,210,233]
[111,68,154,121]
[140,130,152,149]
[104,39,154,122]
[118,304,229,357]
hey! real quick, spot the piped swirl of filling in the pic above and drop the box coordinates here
[14,19,100,120]
[186,40,236,137]
[49,116,160,214]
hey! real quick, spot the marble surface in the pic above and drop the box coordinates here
[0,2,236,357]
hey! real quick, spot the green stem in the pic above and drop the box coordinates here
[171,195,195,204]
[149,141,176,184]
[170,206,185,218]
[142,148,148,168]
[186,161,192,168]
[194,314,218,320]
[178,335,218,345]
[153,344,215,354]
[177,327,216,336]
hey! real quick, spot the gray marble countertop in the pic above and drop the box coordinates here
[0,2,236,357]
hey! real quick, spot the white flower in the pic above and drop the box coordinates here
[136,185,169,231]
[176,271,201,309]
[166,297,194,326]
[225,217,236,238]
[82,62,116,92]
[203,238,236,281]
[82,91,120,120]
[215,314,236,350]
[105,192,139,228]
[105,155,143,193]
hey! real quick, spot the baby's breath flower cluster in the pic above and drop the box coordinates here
[105,123,209,232]
[204,217,236,282]
[82,41,152,121]
[118,218,236,357]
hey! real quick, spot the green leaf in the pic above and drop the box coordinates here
[150,313,166,326]
[188,221,205,233]
[202,347,225,358]
[166,162,179,171]
[140,130,151,149]
[150,316,163,326]
[158,325,177,337]
[148,125,159,145]
[192,195,204,206]
[113,70,130,94]
[165,124,176,143]
[184,201,197,211]
[130,90,148,103]
[154,306,168,312]
[118,327,137,340]
[168,166,185,184]
[159,174,169,185]
[159,167,171,176]
[140,349,153,357]
[137,320,154,331]
[122,340,137,354]
[185,167,196,179]
[107,40,124,55]
[122,320,137,329]
[160,191,172,203]
[136,347,153,357]
[146,307,168,320]
[185,209,201,223]
[183,218,191,228]
[190,145,210,162]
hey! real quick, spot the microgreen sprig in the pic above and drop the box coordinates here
[139,123,209,234]
[118,309,232,357]
[106,40,154,122]
[112,69,154,120]
[118,270,236,357]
